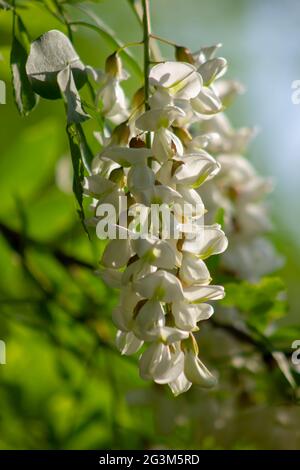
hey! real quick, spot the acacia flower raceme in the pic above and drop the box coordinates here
[85,50,231,395]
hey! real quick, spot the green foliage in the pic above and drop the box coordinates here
[66,123,88,230]
[222,276,287,331]
[69,19,143,79]
[0,0,299,451]
[0,0,12,10]
[10,14,38,115]
[26,29,87,100]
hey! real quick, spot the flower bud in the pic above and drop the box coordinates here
[105,52,122,77]
[175,46,195,64]
[111,121,130,145]
[132,87,145,108]
[173,127,192,147]
[109,167,124,184]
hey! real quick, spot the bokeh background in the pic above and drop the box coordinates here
[0,0,300,450]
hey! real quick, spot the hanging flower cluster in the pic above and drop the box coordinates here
[84,47,230,395]
[197,97,283,280]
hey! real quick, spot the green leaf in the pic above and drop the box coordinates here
[57,65,89,123]
[269,325,300,349]
[10,15,38,115]
[215,207,225,226]
[66,123,89,232]
[75,123,93,173]
[272,351,296,389]
[222,276,287,331]
[0,0,12,10]
[26,29,87,100]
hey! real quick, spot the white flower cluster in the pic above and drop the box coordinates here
[83,46,242,395]
[198,98,284,280]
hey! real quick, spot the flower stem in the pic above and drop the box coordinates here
[142,0,151,148]
[116,41,143,54]
[150,33,178,48]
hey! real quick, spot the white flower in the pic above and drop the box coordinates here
[101,238,133,268]
[172,302,214,330]
[99,78,128,124]
[182,224,228,259]
[139,342,184,384]
[132,236,177,269]
[83,174,116,198]
[183,284,225,302]
[168,372,192,396]
[134,270,184,302]
[149,61,202,101]
[136,106,185,162]
[92,54,130,124]
[133,300,165,340]
[179,253,211,286]
[172,152,220,187]
[136,106,185,131]
[197,57,227,86]
[101,146,153,167]
[116,330,143,355]
[184,350,217,387]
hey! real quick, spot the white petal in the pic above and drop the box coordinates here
[132,236,177,269]
[101,239,133,268]
[149,61,202,100]
[145,326,189,343]
[96,267,122,288]
[149,88,173,108]
[179,253,211,286]
[133,270,184,302]
[83,174,115,198]
[193,44,222,66]
[183,284,225,302]
[102,146,152,166]
[135,106,185,131]
[156,326,189,343]
[122,259,155,285]
[153,346,184,384]
[191,87,222,116]
[183,224,228,258]
[127,164,155,192]
[116,331,143,355]
[184,351,217,387]
[112,306,133,332]
[214,79,245,106]
[112,286,141,331]
[139,342,184,384]
[172,302,214,330]
[198,57,227,85]
[168,372,192,396]
[134,300,165,340]
[152,129,174,163]
[172,152,220,187]
[139,342,164,380]
[150,185,183,204]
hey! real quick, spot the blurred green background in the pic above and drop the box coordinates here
[0,0,300,450]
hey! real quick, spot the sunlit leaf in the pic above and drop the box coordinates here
[57,64,89,123]
[26,29,87,100]
[66,123,88,232]
[10,15,38,115]
[0,0,12,10]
